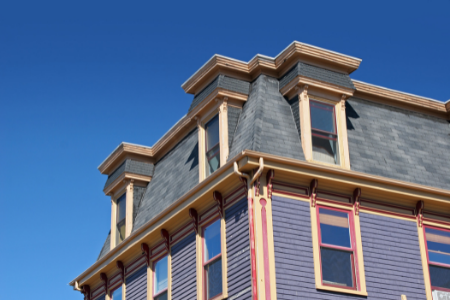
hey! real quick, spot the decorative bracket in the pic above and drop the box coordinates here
[100,273,108,294]
[309,179,318,207]
[116,261,125,283]
[189,208,199,234]
[266,169,275,199]
[141,243,150,266]
[239,176,248,192]
[416,200,424,227]
[353,188,362,215]
[161,229,170,252]
[82,285,91,300]
[213,191,224,218]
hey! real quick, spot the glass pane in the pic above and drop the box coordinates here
[154,256,168,294]
[116,194,126,223]
[206,115,220,151]
[111,286,122,300]
[204,219,221,261]
[426,227,450,265]
[321,248,354,288]
[206,144,220,176]
[310,101,335,133]
[312,135,339,165]
[206,258,222,299]
[429,265,450,289]
[154,291,168,300]
[319,208,351,248]
[116,219,125,245]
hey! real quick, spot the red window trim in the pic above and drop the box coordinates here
[152,254,168,299]
[202,217,223,300]
[316,204,360,291]
[423,225,450,293]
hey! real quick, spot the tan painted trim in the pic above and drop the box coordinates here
[339,96,351,169]
[110,197,117,250]
[103,172,151,196]
[281,76,355,98]
[196,230,202,300]
[353,80,448,116]
[417,224,433,300]
[167,247,172,300]
[125,180,134,238]
[298,86,312,161]
[221,201,228,299]
[309,199,368,296]
[219,99,229,166]
[182,41,362,94]
[197,118,206,182]
[147,265,152,300]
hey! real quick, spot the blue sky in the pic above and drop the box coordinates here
[0,1,449,299]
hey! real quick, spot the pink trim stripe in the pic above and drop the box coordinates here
[260,199,271,300]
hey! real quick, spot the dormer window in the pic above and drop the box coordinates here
[205,115,220,176]
[116,193,126,246]
[310,100,340,165]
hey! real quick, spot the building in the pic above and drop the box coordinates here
[69,41,450,300]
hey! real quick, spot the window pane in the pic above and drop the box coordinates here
[206,115,220,151]
[310,101,335,133]
[426,227,450,265]
[206,143,220,176]
[116,194,126,223]
[206,258,222,299]
[319,208,351,248]
[154,256,168,294]
[154,292,168,300]
[312,135,339,165]
[204,219,221,261]
[321,248,354,288]
[111,287,122,300]
[429,265,450,289]
[116,219,125,245]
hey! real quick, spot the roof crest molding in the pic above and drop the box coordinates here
[181,41,362,95]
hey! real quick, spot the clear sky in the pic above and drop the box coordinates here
[0,1,449,299]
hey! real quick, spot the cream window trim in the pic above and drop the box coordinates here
[110,194,117,250]
[298,86,351,170]
[125,180,134,238]
[417,224,433,300]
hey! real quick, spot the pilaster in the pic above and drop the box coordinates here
[298,85,312,161]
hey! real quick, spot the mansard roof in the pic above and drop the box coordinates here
[95,41,450,261]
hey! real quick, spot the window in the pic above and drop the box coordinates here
[310,100,339,165]
[111,286,122,300]
[317,207,358,289]
[205,115,220,176]
[203,219,222,299]
[424,226,450,291]
[153,255,168,300]
[116,194,126,246]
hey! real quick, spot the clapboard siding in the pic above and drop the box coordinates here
[272,195,427,300]
[226,198,252,300]
[125,266,147,300]
[171,232,197,300]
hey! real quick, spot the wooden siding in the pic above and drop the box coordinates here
[272,195,427,300]
[171,232,197,300]
[225,197,252,299]
[125,266,147,300]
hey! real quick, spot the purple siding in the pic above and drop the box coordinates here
[272,195,426,300]
[171,232,197,300]
[125,266,147,300]
[226,198,252,299]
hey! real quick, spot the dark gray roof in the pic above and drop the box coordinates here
[228,75,305,161]
[227,106,242,149]
[97,231,111,260]
[346,97,450,190]
[104,159,154,189]
[279,62,355,90]
[188,75,250,112]
[132,128,199,232]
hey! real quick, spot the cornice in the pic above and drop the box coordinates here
[181,41,362,94]
[72,150,450,288]
[353,80,448,118]
[103,172,152,196]
[280,76,355,98]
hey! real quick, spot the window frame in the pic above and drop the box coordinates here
[109,284,124,300]
[204,114,221,177]
[201,217,223,300]
[423,225,450,293]
[115,192,127,246]
[152,254,169,300]
[316,205,360,290]
[309,99,340,166]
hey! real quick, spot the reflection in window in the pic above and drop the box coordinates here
[154,255,168,300]
[318,207,356,288]
[425,227,450,290]
[310,100,339,165]
[116,194,126,246]
[203,219,222,299]
[205,115,220,176]
[111,286,122,300]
